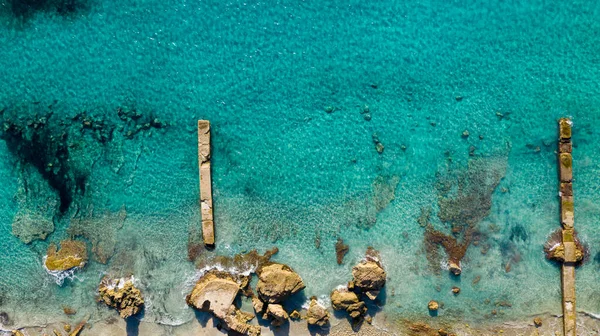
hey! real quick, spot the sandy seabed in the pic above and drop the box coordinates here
[6,312,600,336]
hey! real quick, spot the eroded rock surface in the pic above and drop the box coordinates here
[256,263,305,303]
[223,305,261,336]
[306,297,329,327]
[330,288,366,319]
[98,276,144,318]
[45,240,87,271]
[352,249,386,300]
[264,304,289,326]
[186,270,240,319]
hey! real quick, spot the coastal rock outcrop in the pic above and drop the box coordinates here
[330,288,367,319]
[223,305,261,336]
[256,263,305,303]
[98,276,144,318]
[186,270,240,319]
[45,240,88,271]
[448,261,462,276]
[306,297,329,327]
[264,304,289,326]
[351,251,386,300]
[187,270,261,335]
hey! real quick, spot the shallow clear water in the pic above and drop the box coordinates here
[1,0,600,332]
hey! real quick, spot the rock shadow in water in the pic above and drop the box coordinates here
[4,0,91,22]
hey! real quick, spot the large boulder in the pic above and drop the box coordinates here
[306,297,329,327]
[98,276,144,318]
[330,288,366,319]
[44,240,87,272]
[264,304,289,326]
[352,261,386,300]
[351,248,386,300]
[256,263,305,303]
[186,270,240,319]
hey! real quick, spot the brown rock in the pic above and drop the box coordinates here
[289,310,301,320]
[45,240,87,272]
[252,297,265,314]
[265,304,289,326]
[306,297,329,327]
[98,276,144,318]
[12,331,25,336]
[448,261,461,275]
[438,329,449,336]
[330,288,366,319]
[533,317,542,327]
[428,300,439,312]
[451,286,460,295]
[186,270,240,319]
[352,259,386,300]
[222,305,261,336]
[335,238,349,265]
[64,324,71,332]
[256,263,305,303]
[63,306,76,315]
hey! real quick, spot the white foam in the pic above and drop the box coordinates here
[301,294,331,310]
[42,256,81,286]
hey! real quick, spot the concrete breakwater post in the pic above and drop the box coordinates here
[558,118,576,336]
[198,120,215,247]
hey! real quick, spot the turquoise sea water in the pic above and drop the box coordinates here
[1,0,600,333]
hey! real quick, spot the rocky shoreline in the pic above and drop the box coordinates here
[7,311,600,336]
[6,244,598,336]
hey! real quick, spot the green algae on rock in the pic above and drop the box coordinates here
[98,276,144,318]
[44,240,87,271]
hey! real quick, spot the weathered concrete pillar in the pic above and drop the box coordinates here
[558,118,576,336]
[198,120,214,247]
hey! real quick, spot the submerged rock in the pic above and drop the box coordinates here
[335,238,349,265]
[186,270,240,319]
[44,240,87,271]
[98,276,144,318]
[330,288,367,319]
[264,304,289,326]
[352,249,386,300]
[256,263,305,303]
[306,297,329,327]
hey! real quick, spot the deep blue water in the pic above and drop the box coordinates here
[1,0,600,332]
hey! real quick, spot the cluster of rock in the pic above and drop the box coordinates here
[330,248,386,322]
[97,276,144,318]
[186,258,317,336]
